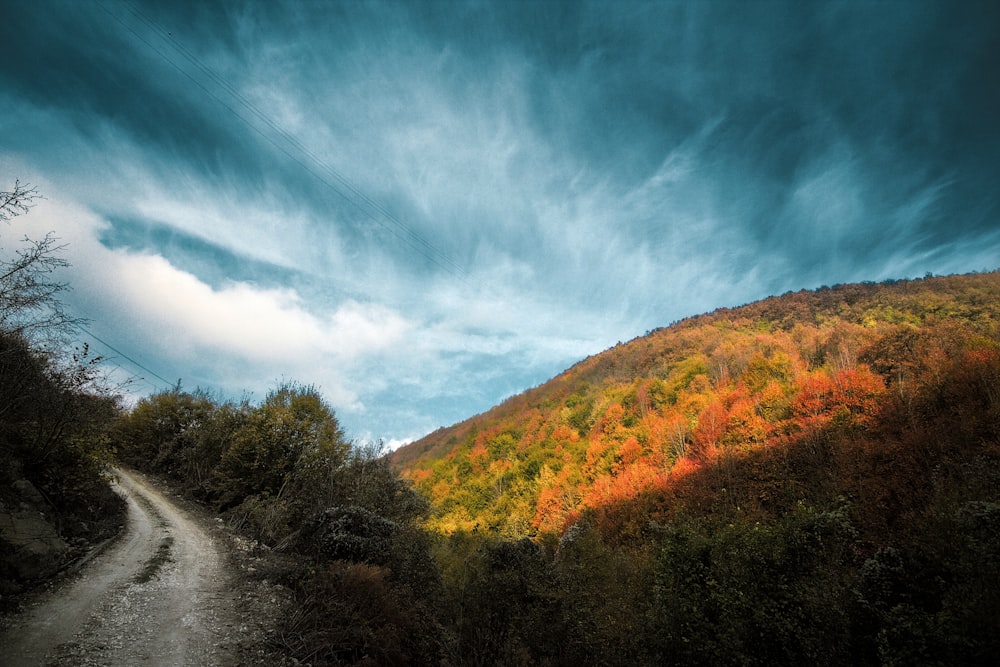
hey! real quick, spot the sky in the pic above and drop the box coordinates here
[1,0,998,447]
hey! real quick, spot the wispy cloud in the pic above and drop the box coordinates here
[2,0,997,444]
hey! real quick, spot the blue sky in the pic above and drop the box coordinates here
[2,0,998,446]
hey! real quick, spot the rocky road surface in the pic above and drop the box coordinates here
[0,469,254,666]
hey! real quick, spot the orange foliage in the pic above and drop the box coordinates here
[390,272,1000,540]
[409,468,432,484]
[617,437,642,468]
[468,442,489,472]
[532,485,567,533]
[692,401,727,458]
[831,366,885,425]
[669,454,703,480]
[550,424,579,445]
[581,459,665,508]
[724,395,768,448]
[595,403,628,441]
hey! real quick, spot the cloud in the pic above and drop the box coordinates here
[3,0,998,444]
[100,252,415,411]
[6,169,601,438]
[6,181,410,406]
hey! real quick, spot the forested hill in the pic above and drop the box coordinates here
[391,271,1000,537]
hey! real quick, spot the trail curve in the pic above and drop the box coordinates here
[0,469,239,666]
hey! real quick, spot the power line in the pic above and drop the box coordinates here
[101,1,470,284]
[74,323,175,389]
[102,358,162,395]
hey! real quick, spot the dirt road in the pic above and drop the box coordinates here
[0,469,241,666]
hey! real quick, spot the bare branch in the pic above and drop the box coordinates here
[0,180,42,223]
[0,182,76,342]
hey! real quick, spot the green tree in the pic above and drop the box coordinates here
[651,503,857,666]
[113,388,238,497]
[332,440,430,524]
[216,383,350,541]
[553,522,654,664]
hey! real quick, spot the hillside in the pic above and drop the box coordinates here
[392,272,1000,538]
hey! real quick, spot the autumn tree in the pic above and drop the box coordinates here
[216,383,349,513]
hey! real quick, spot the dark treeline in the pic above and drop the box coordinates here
[0,330,124,598]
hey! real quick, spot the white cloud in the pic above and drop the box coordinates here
[109,253,322,361]
[5,181,418,413]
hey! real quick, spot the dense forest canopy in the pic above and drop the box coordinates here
[393,272,1000,538]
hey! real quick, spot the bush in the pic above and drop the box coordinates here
[295,505,398,565]
[650,503,857,666]
[272,561,450,666]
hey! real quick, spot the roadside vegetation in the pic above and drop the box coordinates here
[113,384,450,664]
[0,182,124,604]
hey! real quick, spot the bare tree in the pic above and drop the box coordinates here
[0,181,119,479]
[1,179,41,222]
[0,180,75,340]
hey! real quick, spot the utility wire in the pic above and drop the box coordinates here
[101,1,470,284]
[74,323,174,389]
